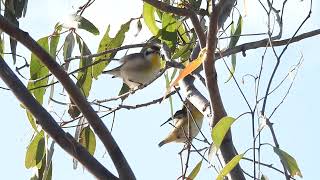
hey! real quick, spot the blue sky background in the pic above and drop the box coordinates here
[0,0,319,179]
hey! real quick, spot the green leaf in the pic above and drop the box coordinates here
[211,116,236,153]
[49,23,62,59]
[226,16,242,83]
[25,131,45,169]
[172,35,195,59]
[225,53,236,83]
[27,37,49,104]
[164,73,174,116]
[143,2,160,36]
[228,15,242,48]
[187,160,202,179]
[217,153,244,180]
[92,21,130,79]
[63,32,75,60]
[26,110,39,133]
[76,15,100,35]
[161,12,178,47]
[118,83,130,101]
[4,0,19,64]
[79,126,96,155]
[177,21,190,44]
[75,35,93,97]
[37,155,53,180]
[273,147,303,177]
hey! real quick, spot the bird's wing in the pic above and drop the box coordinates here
[121,53,152,71]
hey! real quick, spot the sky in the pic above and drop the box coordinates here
[0,0,319,179]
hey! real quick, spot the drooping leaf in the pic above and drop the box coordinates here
[77,15,100,35]
[273,147,303,177]
[92,21,131,79]
[37,155,53,180]
[79,126,96,155]
[27,37,49,104]
[211,116,236,153]
[63,32,75,61]
[134,19,142,37]
[217,153,244,180]
[118,83,130,101]
[75,35,93,97]
[167,47,207,91]
[26,110,39,133]
[164,73,174,116]
[225,53,236,83]
[226,16,242,82]
[50,23,62,59]
[187,160,202,179]
[25,131,45,169]
[4,0,20,64]
[228,15,243,48]
[143,2,160,36]
[13,0,28,18]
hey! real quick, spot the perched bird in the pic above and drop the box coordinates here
[158,100,204,147]
[103,45,162,89]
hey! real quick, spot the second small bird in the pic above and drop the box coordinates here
[103,45,162,89]
[158,100,204,147]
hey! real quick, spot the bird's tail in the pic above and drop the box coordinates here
[102,67,121,78]
[158,134,177,147]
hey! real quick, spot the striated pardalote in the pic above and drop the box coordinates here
[158,99,204,147]
[103,45,162,89]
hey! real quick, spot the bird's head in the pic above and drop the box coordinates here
[144,45,161,59]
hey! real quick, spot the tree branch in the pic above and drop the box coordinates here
[0,15,135,180]
[0,57,118,180]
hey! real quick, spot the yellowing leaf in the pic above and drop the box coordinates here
[217,153,244,180]
[167,48,206,90]
[187,160,202,179]
[143,3,160,36]
[211,116,236,153]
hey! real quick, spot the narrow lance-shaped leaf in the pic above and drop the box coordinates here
[27,37,49,104]
[4,0,19,64]
[93,20,131,78]
[77,15,100,35]
[143,2,160,36]
[76,35,93,97]
[226,16,242,83]
[187,160,202,179]
[166,48,207,95]
[79,126,96,155]
[25,131,45,169]
[211,116,236,153]
[63,32,75,71]
[217,153,244,180]
[273,147,303,177]
[49,23,62,59]
[26,110,39,133]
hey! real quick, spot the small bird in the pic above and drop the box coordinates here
[158,100,204,147]
[103,45,162,89]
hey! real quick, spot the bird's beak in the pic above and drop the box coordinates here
[160,117,173,127]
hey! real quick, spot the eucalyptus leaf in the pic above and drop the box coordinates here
[93,21,131,78]
[75,35,93,97]
[143,2,160,36]
[211,116,236,153]
[79,126,96,155]
[187,160,202,179]
[27,37,49,104]
[25,131,45,169]
[273,147,303,177]
[217,153,244,180]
